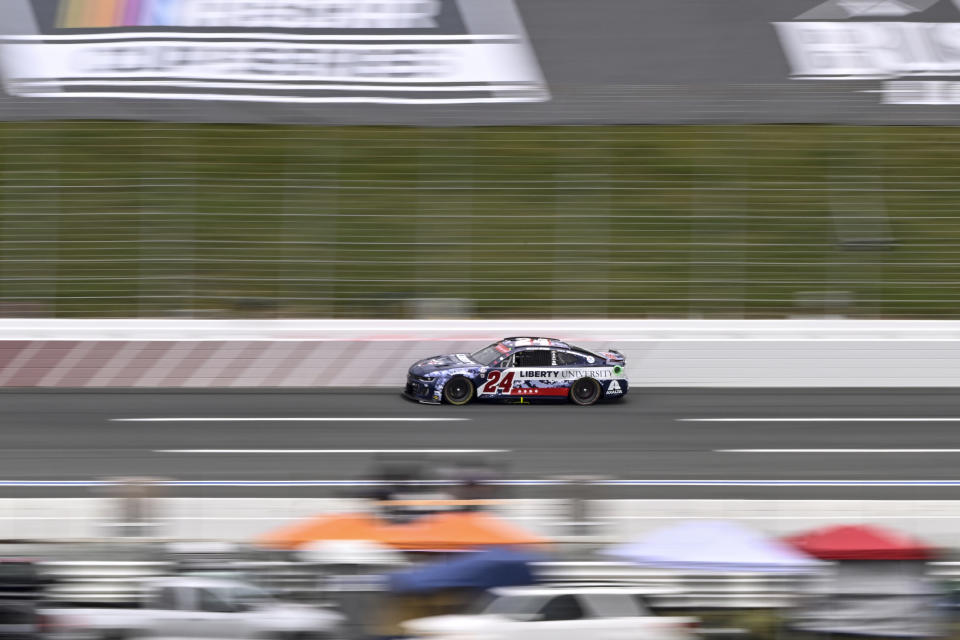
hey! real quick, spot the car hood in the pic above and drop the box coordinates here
[402,614,505,636]
[250,603,345,629]
[409,353,477,377]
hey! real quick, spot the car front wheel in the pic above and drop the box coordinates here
[442,376,474,406]
[570,377,601,406]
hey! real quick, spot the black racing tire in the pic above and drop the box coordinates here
[442,376,474,406]
[569,377,602,406]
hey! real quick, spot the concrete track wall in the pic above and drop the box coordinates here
[9,497,960,546]
[1,319,959,388]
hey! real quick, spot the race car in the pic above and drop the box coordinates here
[403,337,627,406]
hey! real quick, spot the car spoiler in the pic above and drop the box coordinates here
[600,349,625,365]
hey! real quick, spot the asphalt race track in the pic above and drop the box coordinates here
[5,388,960,499]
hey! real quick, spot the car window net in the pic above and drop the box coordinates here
[515,350,551,367]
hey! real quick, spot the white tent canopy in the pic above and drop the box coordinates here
[603,520,824,572]
[298,539,407,566]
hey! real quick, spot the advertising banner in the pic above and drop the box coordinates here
[3,0,960,123]
[0,0,547,105]
[774,0,960,106]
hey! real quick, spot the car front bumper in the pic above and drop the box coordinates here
[404,375,441,404]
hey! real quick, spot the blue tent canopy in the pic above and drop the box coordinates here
[388,548,540,594]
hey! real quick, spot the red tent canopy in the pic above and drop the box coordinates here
[784,525,935,561]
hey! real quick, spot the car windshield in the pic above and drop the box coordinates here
[466,593,545,618]
[470,343,507,366]
[230,585,274,606]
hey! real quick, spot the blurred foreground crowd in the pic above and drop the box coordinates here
[0,459,957,640]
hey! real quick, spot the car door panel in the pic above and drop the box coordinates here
[506,349,566,398]
[504,595,596,640]
[477,354,512,398]
[170,588,249,640]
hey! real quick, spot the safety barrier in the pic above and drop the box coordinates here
[4,318,960,387]
[5,497,960,547]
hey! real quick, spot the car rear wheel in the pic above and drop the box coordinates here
[443,376,474,405]
[570,377,601,406]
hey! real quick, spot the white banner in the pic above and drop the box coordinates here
[0,0,548,104]
[2,40,540,84]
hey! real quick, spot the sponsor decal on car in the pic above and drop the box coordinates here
[477,367,619,396]
[511,338,555,347]
[508,368,616,380]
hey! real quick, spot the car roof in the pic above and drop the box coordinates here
[500,337,571,350]
[490,585,681,597]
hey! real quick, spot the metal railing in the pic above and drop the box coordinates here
[33,557,960,609]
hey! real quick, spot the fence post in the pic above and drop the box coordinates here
[103,476,167,538]
[553,475,609,542]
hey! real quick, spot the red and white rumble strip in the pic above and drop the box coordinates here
[0,339,463,388]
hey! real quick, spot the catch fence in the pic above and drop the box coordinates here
[3,123,960,318]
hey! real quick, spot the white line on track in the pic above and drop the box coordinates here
[595,480,960,487]
[3,479,960,487]
[681,418,960,422]
[156,449,509,454]
[718,449,960,453]
[113,417,469,422]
